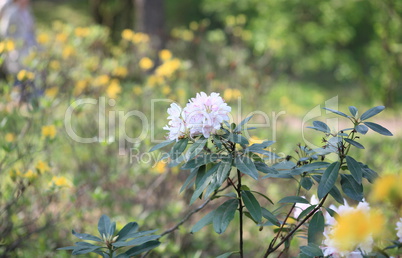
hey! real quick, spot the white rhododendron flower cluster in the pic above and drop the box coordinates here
[164,92,231,140]
[396,218,402,242]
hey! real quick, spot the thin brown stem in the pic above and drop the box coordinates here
[236,169,244,258]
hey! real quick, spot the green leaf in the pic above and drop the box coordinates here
[124,240,160,256]
[278,196,310,204]
[363,122,393,136]
[290,162,330,175]
[181,154,217,169]
[234,115,253,132]
[308,211,324,245]
[116,222,139,241]
[71,242,101,255]
[235,155,259,180]
[317,161,340,199]
[228,133,249,145]
[180,167,199,193]
[251,190,274,205]
[300,177,313,190]
[323,107,349,118]
[216,251,237,258]
[170,138,188,160]
[247,141,275,151]
[261,208,280,226]
[98,214,112,237]
[241,190,262,223]
[346,156,362,184]
[360,106,385,121]
[348,106,358,117]
[186,137,207,160]
[113,235,160,248]
[344,138,364,149]
[213,199,238,234]
[254,162,278,174]
[300,243,324,257]
[72,230,102,242]
[355,124,368,134]
[359,162,378,183]
[307,121,331,133]
[205,162,231,197]
[340,174,363,201]
[297,205,316,220]
[329,185,344,205]
[190,164,220,204]
[149,139,175,152]
[191,210,215,233]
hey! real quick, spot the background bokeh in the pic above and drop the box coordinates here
[0,0,401,257]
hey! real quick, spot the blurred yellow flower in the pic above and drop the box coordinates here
[74,27,90,37]
[177,88,186,103]
[42,125,57,139]
[159,49,172,61]
[236,14,247,25]
[181,30,194,41]
[56,32,68,43]
[49,60,61,71]
[223,88,241,102]
[155,58,181,77]
[23,169,38,180]
[249,136,264,145]
[62,45,75,59]
[106,79,122,99]
[36,161,50,173]
[17,69,35,81]
[329,209,384,252]
[45,87,59,98]
[121,29,135,41]
[139,57,154,70]
[9,169,22,180]
[371,174,402,205]
[225,15,236,26]
[162,85,171,95]
[112,66,128,78]
[5,133,15,142]
[189,21,199,31]
[0,40,15,53]
[94,75,110,87]
[153,161,166,174]
[147,75,164,88]
[74,80,88,96]
[37,33,50,44]
[49,176,72,188]
[132,32,149,44]
[133,86,143,95]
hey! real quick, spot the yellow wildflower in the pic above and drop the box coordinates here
[23,169,38,180]
[181,30,194,41]
[94,75,110,87]
[74,80,88,96]
[133,86,143,95]
[45,87,59,98]
[5,133,15,142]
[36,161,50,173]
[139,57,154,70]
[74,27,90,37]
[0,40,15,52]
[42,125,57,139]
[147,75,164,87]
[62,45,75,59]
[189,21,199,31]
[9,168,22,180]
[155,58,181,77]
[225,15,236,26]
[329,209,384,253]
[112,66,128,78]
[121,29,135,41]
[223,88,241,102]
[37,33,50,44]
[49,60,61,71]
[132,32,149,44]
[56,32,68,43]
[106,79,122,99]
[371,174,402,205]
[162,85,171,95]
[153,161,166,174]
[17,69,35,81]
[49,176,72,188]
[159,49,172,61]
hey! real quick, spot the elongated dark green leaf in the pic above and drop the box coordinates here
[190,164,220,204]
[300,243,324,257]
[228,133,249,145]
[348,106,358,117]
[355,124,368,134]
[71,242,101,255]
[317,161,340,199]
[242,190,262,223]
[307,121,331,133]
[186,137,207,160]
[290,162,330,175]
[116,222,139,241]
[278,196,310,204]
[234,115,253,132]
[57,246,76,251]
[113,235,160,248]
[235,156,258,180]
[359,162,378,183]
[329,185,344,205]
[364,122,393,136]
[205,162,231,197]
[213,199,238,234]
[297,205,316,220]
[346,156,362,184]
[191,210,215,233]
[72,230,102,242]
[261,208,280,226]
[340,174,363,201]
[180,167,198,193]
[308,211,324,245]
[300,177,313,190]
[251,190,274,205]
[181,154,216,169]
[247,141,275,152]
[254,162,278,174]
[124,240,160,256]
[360,106,385,121]
[149,139,175,152]
[323,107,349,118]
[344,138,364,149]
[216,251,237,258]
[98,214,112,237]
[170,138,188,160]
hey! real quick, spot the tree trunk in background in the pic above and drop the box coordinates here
[134,0,166,50]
